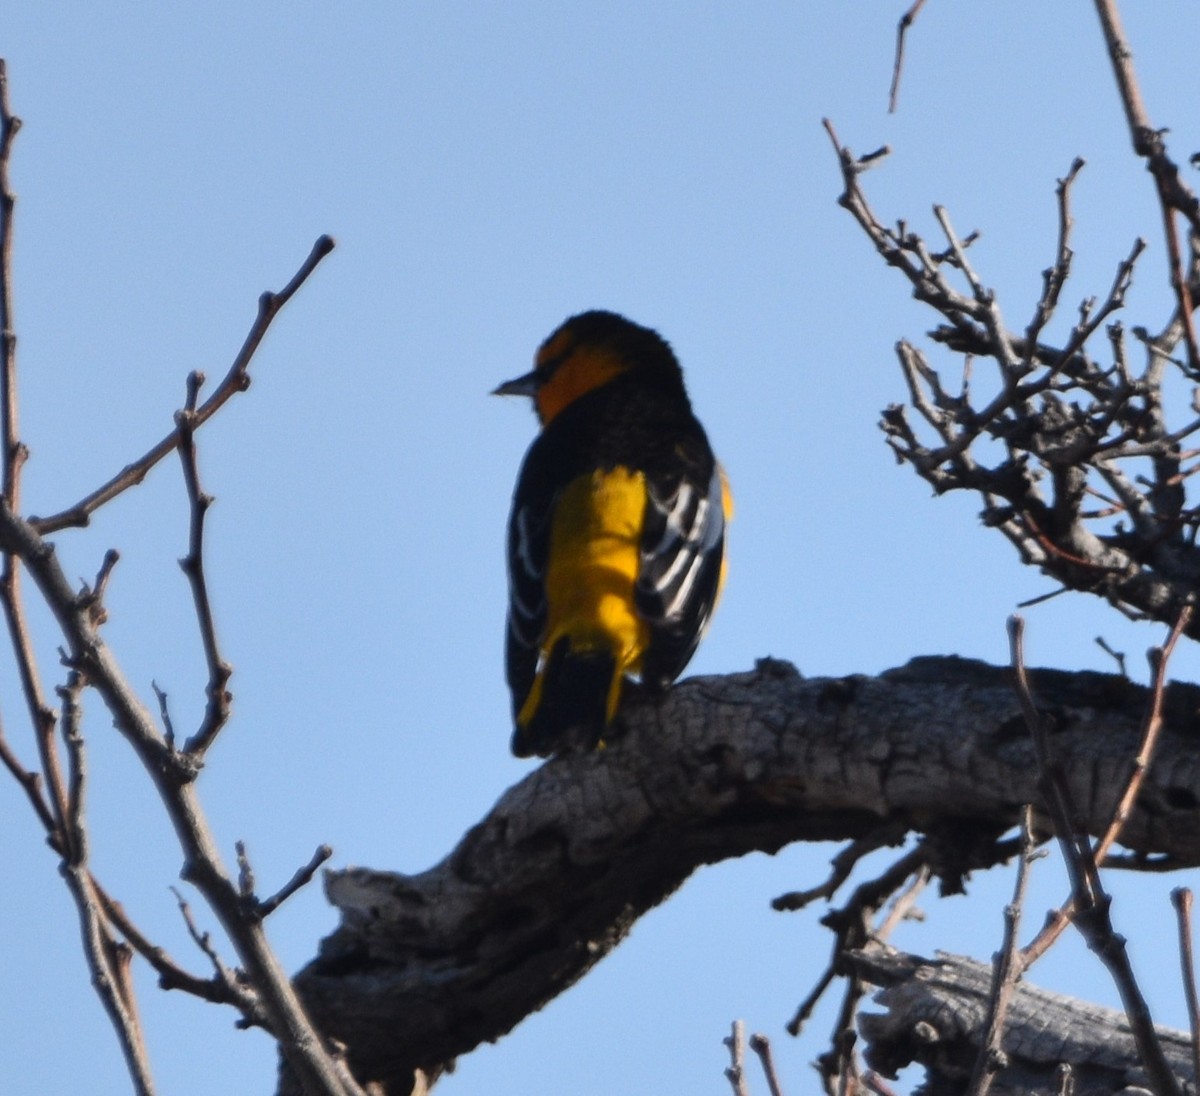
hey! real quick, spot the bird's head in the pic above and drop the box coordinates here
[493,310,684,426]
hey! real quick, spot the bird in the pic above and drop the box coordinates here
[494,309,730,758]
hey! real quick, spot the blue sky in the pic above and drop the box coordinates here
[3,4,1200,1094]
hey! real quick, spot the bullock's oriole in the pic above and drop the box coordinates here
[495,310,729,758]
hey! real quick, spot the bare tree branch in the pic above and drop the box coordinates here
[1093,635,1127,677]
[724,1021,751,1096]
[0,132,355,1088]
[257,844,334,919]
[1096,605,1192,859]
[833,4,1200,661]
[1009,617,1181,1096]
[58,670,158,1096]
[793,841,935,1096]
[772,822,908,912]
[0,59,24,510]
[1092,0,1200,374]
[827,107,1200,640]
[0,58,68,857]
[1023,607,1191,963]
[29,234,335,534]
[874,864,930,940]
[968,806,1039,1096]
[0,439,362,1096]
[851,944,1195,1095]
[94,883,264,1021]
[284,657,1200,1095]
[1170,887,1200,1090]
[174,377,233,756]
[749,1033,786,1096]
[0,706,55,836]
[6,5,1200,1093]
[0,61,362,1094]
[888,0,929,114]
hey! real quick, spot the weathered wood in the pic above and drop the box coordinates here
[850,943,1195,1095]
[282,656,1200,1095]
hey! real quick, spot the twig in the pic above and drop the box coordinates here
[787,845,929,1036]
[93,883,264,1024]
[0,59,25,510]
[773,822,908,911]
[800,840,970,1096]
[1025,159,1085,360]
[1023,605,1192,962]
[724,1021,751,1096]
[61,672,85,845]
[1009,617,1110,907]
[257,844,334,918]
[0,709,56,836]
[0,59,68,847]
[749,1033,785,1096]
[83,548,119,626]
[57,671,158,1095]
[1094,635,1128,678]
[932,206,990,308]
[967,806,1038,1096]
[1008,615,1182,1096]
[1094,603,1191,862]
[1092,0,1200,375]
[887,0,928,113]
[829,1024,859,1096]
[0,377,359,1095]
[230,838,331,921]
[1015,586,1070,610]
[863,1072,900,1096]
[1028,234,1145,390]
[0,643,250,1019]
[30,234,336,533]
[236,839,256,900]
[151,681,176,751]
[873,864,929,940]
[2,486,69,840]
[0,62,356,1090]
[171,888,251,1014]
[175,379,233,757]
[1170,888,1200,1091]
[829,108,1195,645]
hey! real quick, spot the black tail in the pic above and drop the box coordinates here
[511,640,615,758]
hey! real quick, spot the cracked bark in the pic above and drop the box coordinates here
[849,943,1195,1095]
[280,656,1200,1096]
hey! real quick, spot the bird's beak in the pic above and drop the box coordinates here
[492,370,540,398]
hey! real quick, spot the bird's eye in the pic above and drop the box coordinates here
[544,349,574,377]
[535,331,578,380]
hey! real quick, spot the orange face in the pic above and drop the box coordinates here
[532,329,632,425]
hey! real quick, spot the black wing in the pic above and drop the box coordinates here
[635,464,727,689]
[504,466,552,721]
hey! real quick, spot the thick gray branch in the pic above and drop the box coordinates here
[850,942,1195,1095]
[285,656,1200,1095]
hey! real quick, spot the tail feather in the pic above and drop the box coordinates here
[512,640,616,758]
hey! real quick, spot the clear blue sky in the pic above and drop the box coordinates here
[2,4,1199,1094]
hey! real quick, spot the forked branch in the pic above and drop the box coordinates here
[1009,616,1181,1096]
[826,105,1198,640]
[0,61,356,1095]
[30,234,335,534]
[174,373,233,756]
